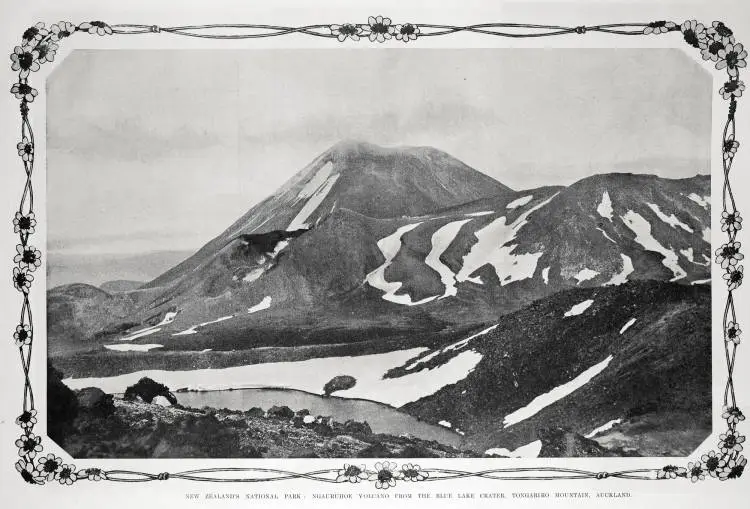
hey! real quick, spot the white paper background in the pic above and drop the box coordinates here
[0,0,747,507]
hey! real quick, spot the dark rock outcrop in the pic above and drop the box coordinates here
[76,387,115,417]
[267,405,294,420]
[123,377,177,405]
[47,364,79,446]
[323,375,357,396]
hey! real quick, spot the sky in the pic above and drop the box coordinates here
[47,48,711,257]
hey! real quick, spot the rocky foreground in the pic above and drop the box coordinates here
[51,370,638,459]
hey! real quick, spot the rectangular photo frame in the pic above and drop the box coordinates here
[2,2,748,505]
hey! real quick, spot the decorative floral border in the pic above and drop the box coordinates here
[8,17,746,487]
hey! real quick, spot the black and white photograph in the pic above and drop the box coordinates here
[43,47,715,460]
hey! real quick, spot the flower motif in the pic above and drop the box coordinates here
[687,461,705,482]
[702,450,722,477]
[721,211,743,234]
[724,138,740,162]
[10,45,40,79]
[394,23,420,43]
[717,43,748,78]
[10,82,38,102]
[57,464,78,485]
[36,454,63,482]
[366,16,394,43]
[13,211,36,234]
[13,267,34,292]
[725,321,743,345]
[657,465,687,479]
[643,21,676,35]
[719,430,745,454]
[22,22,48,45]
[15,432,43,459]
[708,21,735,45]
[14,244,42,271]
[716,241,743,268]
[17,136,33,161]
[16,408,37,429]
[703,40,727,62]
[330,24,363,42]
[369,461,399,489]
[84,468,107,481]
[724,265,744,291]
[681,20,708,49]
[79,21,113,36]
[719,454,746,480]
[16,458,44,485]
[723,405,745,425]
[400,463,428,481]
[36,41,58,64]
[335,463,368,483]
[13,324,32,347]
[720,80,745,100]
[50,21,76,42]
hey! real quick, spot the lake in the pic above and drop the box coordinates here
[175,387,464,448]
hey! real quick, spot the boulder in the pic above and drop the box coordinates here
[267,405,294,420]
[76,387,115,417]
[246,407,265,418]
[123,377,177,405]
[47,364,78,445]
[342,419,372,436]
[323,375,357,396]
[295,409,310,417]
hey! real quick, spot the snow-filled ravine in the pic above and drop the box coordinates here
[365,223,438,306]
[502,355,613,428]
[456,194,558,286]
[621,210,686,281]
[64,347,484,409]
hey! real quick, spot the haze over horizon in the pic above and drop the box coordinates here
[48,49,711,260]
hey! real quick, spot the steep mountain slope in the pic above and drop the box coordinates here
[146,140,512,290]
[48,142,710,367]
[396,281,711,456]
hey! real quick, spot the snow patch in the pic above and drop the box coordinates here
[542,266,550,285]
[691,278,711,285]
[506,195,533,209]
[621,210,686,281]
[119,312,178,342]
[249,296,272,314]
[424,219,472,299]
[502,355,613,428]
[200,349,212,353]
[405,325,498,371]
[619,318,637,334]
[647,203,693,233]
[243,267,265,283]
[604,254,634,286]
[456,194,557,285]
[485,440,543,458]
[563,299,594,317]
[465,211,494,217]
[104,343,163,352]
[597,192,613,221]
[585,418,622,438]
[287,172,340,231]
[597,227,617,244]
[64,348,482,408]
[687,193,710,209]
[702,228,711,243]
[438,420,452,428]
[574,268,599,284]
[296,161,333,200]
[365,223,438,306]
[173,315,233,336]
